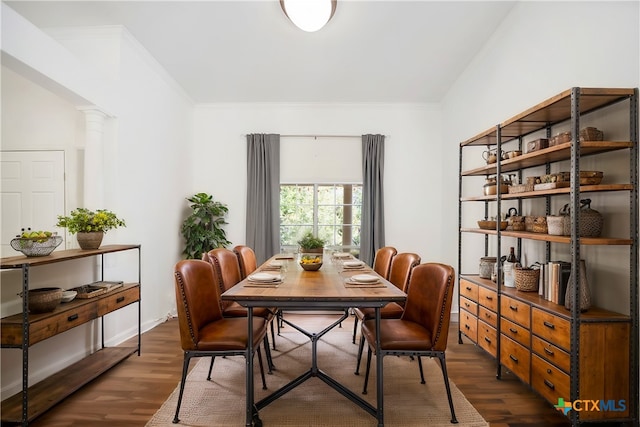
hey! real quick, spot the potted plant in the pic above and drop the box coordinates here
[56,208,126,250]
[181,192,231,259]
[297,232,326,254]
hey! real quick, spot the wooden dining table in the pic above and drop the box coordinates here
[221,253,406,427]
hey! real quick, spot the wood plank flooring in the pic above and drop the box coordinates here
[21,314,571,427]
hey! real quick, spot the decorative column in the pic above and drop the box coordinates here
[77,107,107,210]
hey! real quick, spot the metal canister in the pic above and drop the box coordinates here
[479,257,497,279]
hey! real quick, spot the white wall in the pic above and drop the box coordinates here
[442,1,639,314]
[192,102,447,265]
[1,20,193,395]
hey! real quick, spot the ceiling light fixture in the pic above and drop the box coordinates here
[280,0,337,32]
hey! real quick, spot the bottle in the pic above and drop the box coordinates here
[503,247,518,288]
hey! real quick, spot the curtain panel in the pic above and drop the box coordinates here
[246,133,280,264]
[360,134,385,265]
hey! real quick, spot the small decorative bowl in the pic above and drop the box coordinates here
[10,236,63,257]
[477,220,508,230]
[61,290,78,303]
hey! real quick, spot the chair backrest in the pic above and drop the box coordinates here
[372,246,397,279]
[387,252,421,292]
[203,248,243,310]
[233,245,258,279]
[401,263,455,352]
[174,259,224,351]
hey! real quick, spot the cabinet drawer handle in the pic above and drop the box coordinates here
[485,295,493,300]
[543,321,555,329]
[464,302,470,308]
[116,296,125,303]
[484,336,492,344]
[544,347,554,356]
[465,324,470,330]
[465,286,472,291]
[67,313,79,322]
[544,379,555,390]
[509,305,518,311]
[485,312,492,318]
[509,327,518,334]
[509,354,519,363]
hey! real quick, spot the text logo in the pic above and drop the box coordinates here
[555,398,627,415]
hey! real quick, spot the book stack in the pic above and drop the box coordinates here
[538,261,571,304]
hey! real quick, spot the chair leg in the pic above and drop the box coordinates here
[437,353,458,424]
[352,316,359,344]
[263,335,275,373]
[173,352,192,424]
[418,355,425,384]
[206,356,216,380]
[256,346,267,390]
[270,318,277,350]
[362,346,373,395]
[354,334,365,375]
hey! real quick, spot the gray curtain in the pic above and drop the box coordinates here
[360,134,385,265]
[246,133,280,264]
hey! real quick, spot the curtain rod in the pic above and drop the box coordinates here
[242,134,388,138]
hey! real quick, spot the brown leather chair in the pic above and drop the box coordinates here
[173,259,268,423]
[233,244,258,279]
[352,252,421,344]
[203,248,276,370]
[372,246,397,279]
[356,263,458,423]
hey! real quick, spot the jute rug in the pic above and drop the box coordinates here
[147,315,488,427]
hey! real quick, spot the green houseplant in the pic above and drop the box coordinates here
[181,192,231,259]
[56,208,126,250]
[297,232,326,253]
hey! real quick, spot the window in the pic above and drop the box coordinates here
[280,184,362,252]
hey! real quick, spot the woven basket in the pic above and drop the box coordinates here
[515,268,540,292]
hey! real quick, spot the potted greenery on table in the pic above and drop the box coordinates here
[297,232,326,254]
[56,208,126,250]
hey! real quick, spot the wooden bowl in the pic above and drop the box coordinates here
[22,287,63,313]
[300,262,323,271]
[477,220,508,230]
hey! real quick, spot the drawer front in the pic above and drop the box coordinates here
[500,334,530,384]
[478,306,497,328]
[459,279,478,302]
[460,296,478,316]
[531,354,569,406]
[477,320,497,357]
[531,336,570,373]
[30,303,99,345]
[501,317,531,348]
[531,308,570,351]
[459,310,477,343]
[98,285,140,317]
[500,295,530,328]
[478,287,497,311]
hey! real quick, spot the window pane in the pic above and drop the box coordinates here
[318,205,337,225]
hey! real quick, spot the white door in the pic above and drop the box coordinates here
[1,151,65,257]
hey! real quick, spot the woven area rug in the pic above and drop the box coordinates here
[147,315,488,427]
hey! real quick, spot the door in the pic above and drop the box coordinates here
[1,151,65,257]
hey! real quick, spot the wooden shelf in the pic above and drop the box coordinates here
[1,245,141,269]
[461,183,633,202]
[0,346,138,424]
[461,141,633,176]
[460,228,633,245]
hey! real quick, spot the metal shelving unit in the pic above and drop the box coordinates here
[457,87,638,425]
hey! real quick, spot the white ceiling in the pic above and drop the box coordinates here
[5,1,516,104]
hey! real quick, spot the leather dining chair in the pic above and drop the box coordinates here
[203,248,276,371]
[356,262,458,424]
[352,252,420,344]
[172,259,268,424]
[233,244,258,279]
[372,246,397,279]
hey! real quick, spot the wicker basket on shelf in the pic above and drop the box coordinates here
[515,267,540,292]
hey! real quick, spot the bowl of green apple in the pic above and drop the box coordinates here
[11,230,63,257]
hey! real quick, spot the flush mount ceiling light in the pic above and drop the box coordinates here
[280,0,337,32]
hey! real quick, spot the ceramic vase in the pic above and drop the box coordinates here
[564,259,591,312]
[76,231,104,250]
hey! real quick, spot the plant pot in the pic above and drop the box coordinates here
[300,247,323,254]
[76,231,104,250]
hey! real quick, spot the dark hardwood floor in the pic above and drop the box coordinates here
[22,313,571,427]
